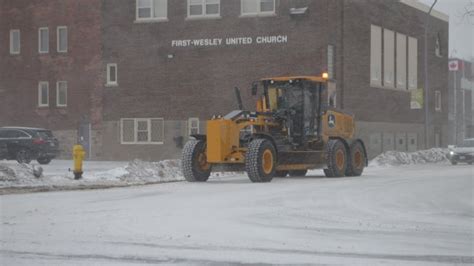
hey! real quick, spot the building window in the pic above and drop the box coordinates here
[106,64,118,86]
[241,0,275,16]
[136,0,167,21]
[38,82,49,107]
[57,26,68,53]
[370,25,382,86]
[10,30,20,55]
[39,27,49,53]
[435,33,442,57]
[383,29,395,88]
[327,45,334,79]
[408,36,418,90]
[396,33,407,90]
[121,118,164,144]
[56,81,67,107]
[188,118,200,135]
[435,90,441,111]
[188,0,220,17]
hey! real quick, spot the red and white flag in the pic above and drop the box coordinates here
[448,60,459,71]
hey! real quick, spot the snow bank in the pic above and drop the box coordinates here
[0,159,238,193]
[121,159,185,182]
[370,148,449,167]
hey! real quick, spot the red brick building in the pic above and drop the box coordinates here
[0,0,450,160]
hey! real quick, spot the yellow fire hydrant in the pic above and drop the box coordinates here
[73,144,85,180]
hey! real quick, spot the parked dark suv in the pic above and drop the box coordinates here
[0,127,60,164]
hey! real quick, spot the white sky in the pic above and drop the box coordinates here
[419,0,473,60]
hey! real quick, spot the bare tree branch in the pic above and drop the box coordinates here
[461,0,474,23]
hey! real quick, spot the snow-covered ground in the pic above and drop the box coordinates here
[0,148,453,194]
[1,162,473,265]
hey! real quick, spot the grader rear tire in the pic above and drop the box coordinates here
[345,141,366,177]
[289,170,308,177]
[324,139,348,178]
[245,139,276,183]
[182,140,211,182]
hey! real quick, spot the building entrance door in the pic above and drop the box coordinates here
[78,120,91,159]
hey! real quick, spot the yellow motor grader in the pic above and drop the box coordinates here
[182,75,367,183]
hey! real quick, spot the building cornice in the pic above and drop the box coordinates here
[399,0,449,22]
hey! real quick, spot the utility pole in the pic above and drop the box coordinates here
[424,0,438,149]
[454,68,457,145]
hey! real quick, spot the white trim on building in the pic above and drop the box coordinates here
[56,81,68,107]
[399,0,449,22]
[38,81,49,107]
[136,0,168,22]
[38,27,49,54]
[121,118,165,144]
[57,26,68,53]
[9,29,20,55]
[106,63,118,86]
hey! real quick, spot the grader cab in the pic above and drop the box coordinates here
[182,76,367,183]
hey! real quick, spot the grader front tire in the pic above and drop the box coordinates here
[182,140,211,182]
[245,139,276,183]
[274,170,289,178]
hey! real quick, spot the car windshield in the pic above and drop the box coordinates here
[460,139,474,147]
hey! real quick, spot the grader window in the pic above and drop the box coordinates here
[267,87,283,111]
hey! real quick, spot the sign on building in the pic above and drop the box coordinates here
[410,88,423,109]
[449,60,459,71]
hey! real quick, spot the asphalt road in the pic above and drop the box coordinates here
[1,164,473,265]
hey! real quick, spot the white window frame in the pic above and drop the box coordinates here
[135,0,168,22]
[38,82,49,107]
[383,29,395,88]
[121,118,164,145]
[188,118,200,135]
[435,32,442,58]
[327,45,334,79]
[136,118,151,143]
[57,26,68,53]
[106,63,118,86]
[56,81,68,107]
[187,0,221,18]
[396,33,407,90]
[38,27,49,54]
[408,36,418,90]
[435,90,441,111]
[10,29,20,55]
[370,25,382,87]
[241,0,275,16]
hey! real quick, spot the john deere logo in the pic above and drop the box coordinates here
[328,114,336,128]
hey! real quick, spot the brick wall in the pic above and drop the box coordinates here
[0,0,103,130]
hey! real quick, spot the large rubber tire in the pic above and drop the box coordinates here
[245,139,276,183]
[345,142,366,177]
[274,170,288,177]
[289,170,308,177]
[37,157,52,165]
[16,149,32,164]
[324,139,348,178]
[182,140,211,182]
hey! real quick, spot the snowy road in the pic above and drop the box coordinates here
[1,164,473,265]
